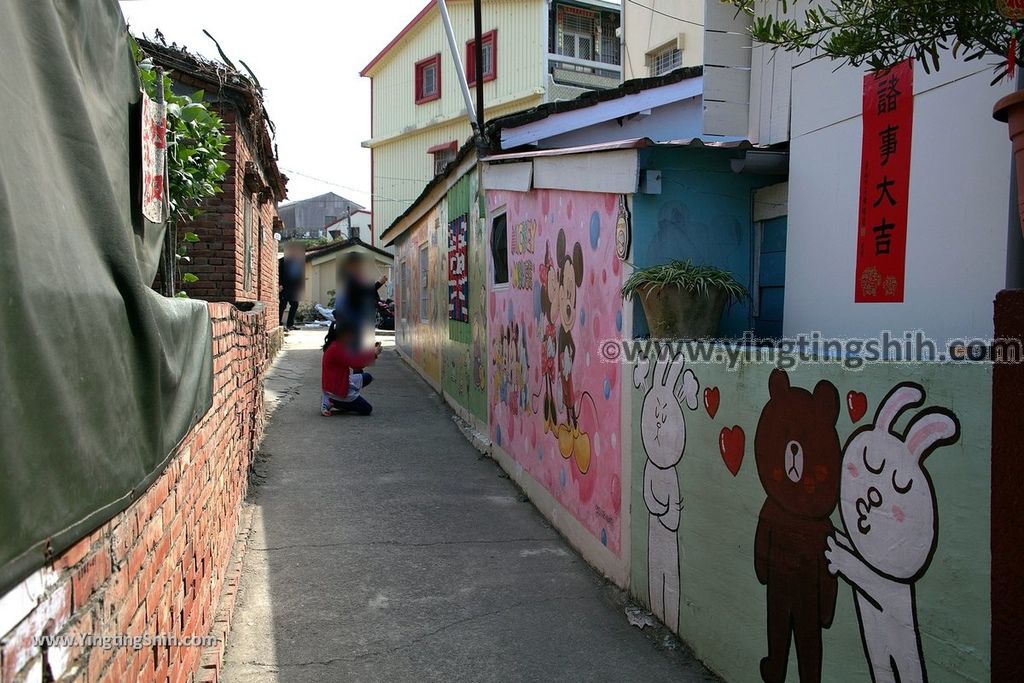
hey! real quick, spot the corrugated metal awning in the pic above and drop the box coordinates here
[481,137,758,162]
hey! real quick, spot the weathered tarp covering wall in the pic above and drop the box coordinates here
[0,0,213,593]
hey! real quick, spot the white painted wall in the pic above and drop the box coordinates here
[327,211,373,243]
[784,56,1016,342]
[622,0,704,80]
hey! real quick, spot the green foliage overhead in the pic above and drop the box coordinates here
[726,0,1016,79]
[131,37,231,296]
[134,55,231,222]
[622,260,749,303]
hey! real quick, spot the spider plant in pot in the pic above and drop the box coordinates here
[622,260,748,339]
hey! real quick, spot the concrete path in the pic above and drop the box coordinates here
[222,329,716,682]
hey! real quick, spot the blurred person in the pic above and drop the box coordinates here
[278,242,306,330]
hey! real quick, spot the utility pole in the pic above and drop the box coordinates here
[438,0,486,151]
[474,0,485,147]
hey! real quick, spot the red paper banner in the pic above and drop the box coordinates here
[855,59,914,303]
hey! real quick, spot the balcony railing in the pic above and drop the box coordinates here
[548,53,621,76]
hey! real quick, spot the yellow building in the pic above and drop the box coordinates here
[361,0,622,241]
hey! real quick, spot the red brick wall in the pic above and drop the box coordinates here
[0,304,270,683]
[161,104,282,328]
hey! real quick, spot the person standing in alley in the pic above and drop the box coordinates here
[279,242,305,331]
[334,252,388,351]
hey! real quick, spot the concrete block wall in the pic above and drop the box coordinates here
[0,303,271,683]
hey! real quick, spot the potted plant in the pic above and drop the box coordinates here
[622,260,748,338]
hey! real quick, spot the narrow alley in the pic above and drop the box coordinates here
[221,331,714,682]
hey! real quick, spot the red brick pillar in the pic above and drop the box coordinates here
[992,289,1024,680]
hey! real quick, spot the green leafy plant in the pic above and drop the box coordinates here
[727,0,1016,80]
[622,260,749,302]
[132,38,230,296]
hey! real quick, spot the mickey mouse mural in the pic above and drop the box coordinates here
[487,190,623,554]
[551,228,595,474]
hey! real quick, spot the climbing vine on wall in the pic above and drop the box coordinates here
[132,38,230,296]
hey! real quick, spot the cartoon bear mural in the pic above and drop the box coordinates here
[754,368,842,683]
[634,352,700,632]
[825,383,960,683]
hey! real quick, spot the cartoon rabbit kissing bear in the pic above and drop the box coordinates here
[826,383,959,683]
[754,369,960,683]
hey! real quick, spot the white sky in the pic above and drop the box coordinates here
[119,0,432,208]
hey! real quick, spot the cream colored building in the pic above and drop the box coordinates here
[303,239,395,307]
[361,0,622,242]
[622,0,704,81]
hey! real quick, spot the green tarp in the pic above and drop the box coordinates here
[0,0,213,594]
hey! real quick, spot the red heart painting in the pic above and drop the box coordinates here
[704,387,720,419]
[847,391,868,423]
[719,426,745,477]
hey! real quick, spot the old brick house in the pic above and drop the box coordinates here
[140,39,288,324]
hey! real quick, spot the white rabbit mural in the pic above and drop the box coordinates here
[825,382,960,683]
[634,351,700,631]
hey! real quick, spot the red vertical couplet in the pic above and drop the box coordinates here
[855,59,914,303]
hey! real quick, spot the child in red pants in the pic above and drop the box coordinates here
[321,322,381,416]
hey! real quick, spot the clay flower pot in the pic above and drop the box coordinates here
[637,284,728,339]
[994,89,1024,237]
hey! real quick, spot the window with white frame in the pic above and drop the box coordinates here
[418,245,429,322]
[648,44,683,76]
[400,259,409,320]
[466,30,498,86]
[415,54,441,104]
[242,195,253,291]
[433,148,456,176]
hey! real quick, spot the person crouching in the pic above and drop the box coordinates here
[321,321,382,416]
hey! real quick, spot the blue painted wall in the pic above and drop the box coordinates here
[631,148,778,338]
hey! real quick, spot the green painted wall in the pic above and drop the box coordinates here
[440,172,488,423]
[629,356,991,682]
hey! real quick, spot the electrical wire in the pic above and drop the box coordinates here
[279,167,420,203]
[624,0,705,29]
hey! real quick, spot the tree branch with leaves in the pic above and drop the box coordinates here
[727,0,1017,81]
[132,38,230,296]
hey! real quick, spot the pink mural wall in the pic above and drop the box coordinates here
[487,189,625,554]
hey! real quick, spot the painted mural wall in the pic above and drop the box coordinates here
[442,172,489,423]
[396,208,446,385]
[487,189,625,553]
[629,356,990,682]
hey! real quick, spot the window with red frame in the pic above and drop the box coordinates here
[415,54,441,104]
[466,30,497,86]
